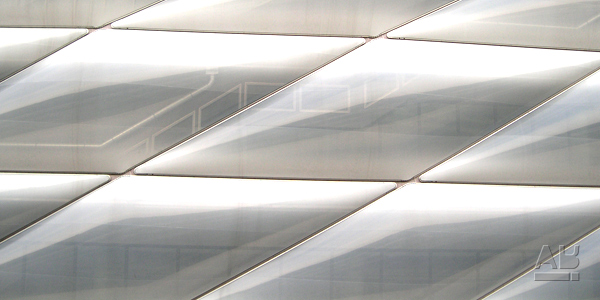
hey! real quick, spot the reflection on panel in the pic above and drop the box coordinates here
[0,173,108,242]
[0,28,86,83]
[136,40,600,180]
[388,0,600,51]
[113,0,456,37]
[0,176,395,300]
[200,183,600,300]
[422,69,600,186]
[0,0,158,27]
[486,227,600,300]
[0,29,363,173]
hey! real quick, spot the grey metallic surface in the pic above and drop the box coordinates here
[136,39,600,181]
[0,28,86,83]
[487,227,600,300]
[113,0,456,37]
[200,183,600,300]
[422,69,600,186]
[388,0,600,51]
[0,176,395,300]
[0,29,362,173]
[0,173,108,241]
[0,0,158,28]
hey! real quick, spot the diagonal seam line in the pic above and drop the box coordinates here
[191,181,404,300]
[413,63,600,184]
[0,74,215,148]
[0,174,112,247]
[112,0,463,39]
[102,0,167,29]
[126,38,367,175]
[478,221,600,300]
[393,37,600,53]
[383,0,600,53]
[378,0,464,38]
[0,29,88,86]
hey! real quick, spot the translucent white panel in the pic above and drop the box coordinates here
[136,39,600,181]
[0,28,86,83]
[487,228,600,300]
[200,183,600,300]
[0,29,362,173]
[0,173,108,242]
[422,69,600,186]
[0,0,158,27]
[113,0,455,37]
[389,0,600,51]
[0,176,394,300]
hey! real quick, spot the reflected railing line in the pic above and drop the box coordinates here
[104,73,214,145]
[125,38,367,176]
[578,12,600,29]
[0,73,215,148]
[191,180,404,300]
[479,221,600,300]
[415,64,600,185]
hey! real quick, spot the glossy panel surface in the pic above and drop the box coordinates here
[422,69,600,186]
[487,227,600,300]
[113,0,455,37]
[0,28,86,83]
[201,183,600,300]
[0,176,395,300]
[0,29,362,173]
[389,0,600,51]
[0,0,158,27]
[0,173,108,241]
[136,40,600,181]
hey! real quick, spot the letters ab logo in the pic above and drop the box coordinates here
[534,245,580,281]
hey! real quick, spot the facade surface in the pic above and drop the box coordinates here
[0,1,600,300]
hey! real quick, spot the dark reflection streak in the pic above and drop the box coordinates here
[0,73,213,146]
[0,31,88,86]
[0,178,110,247]
[418,64,600,182]
[200,79,526,153]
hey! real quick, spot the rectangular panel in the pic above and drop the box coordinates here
[0,176,395,300]
[0,29,363,173]
[389,0,600,51]
[113,0,456,37]
[0,173,108,241]
[199,183,600,300]
[422,69,600,186]
[0,28,86,83]
[136,39,600,180]
[0,0,157,27]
